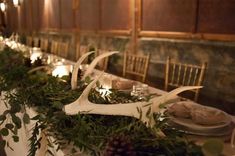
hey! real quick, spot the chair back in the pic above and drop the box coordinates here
[97,49,109,71]
[58,42,69,58]
[26,36,33,47]
[164,57,207,101]
[123,52,150,82]
[50,41,59,54]
[76,44,88,60]
[33,37,40,47]
[40,38,49,52]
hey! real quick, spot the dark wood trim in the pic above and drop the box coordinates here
[131,0,139,54]
[29,0,33,32]
[98,0,102,31]
[192,0,199,33]
[98,30,131,36]
[137,0,142,32]
[200,33,235,41]
[139,30,235,41]
[59,0,62,30]
[72,2,77,28]
[80,30,97,34]
[139,31,196,39]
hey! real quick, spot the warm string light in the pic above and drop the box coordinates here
[13,0,20,7]
[0,0,20,12]
[52,65,73,78]
[0,2,6,12]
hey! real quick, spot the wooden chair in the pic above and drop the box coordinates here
[164,57,207,101]
[97,49,110,71]
[40,38,49,52]
[26,36,33,47]
[58,41,69,58]
[50,41,59,55]
[33,37,40,47]
[76,44,88,60]
[123,52,150,82]
[75,44,98,63]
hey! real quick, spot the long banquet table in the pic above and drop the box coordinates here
[1,42,235,156]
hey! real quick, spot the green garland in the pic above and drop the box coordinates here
[0,46,205,156]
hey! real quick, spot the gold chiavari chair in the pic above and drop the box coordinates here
[58,42,69,58]
[33,37,40,47]
[26,36,33,47]
[164,57,207,101]
[123,52,150,82]
[40,38,49,52]
[76,44,88,60]
[97,49,110,71]
[50,41,59,55]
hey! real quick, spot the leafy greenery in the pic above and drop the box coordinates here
[0,46,204,156]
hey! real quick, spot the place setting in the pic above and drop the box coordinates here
[164,100,234,137]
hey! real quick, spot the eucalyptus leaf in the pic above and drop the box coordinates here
[12,135,19,142]
[52,101,63,109]
[0,140,6,149]
[0,128,9,136]
[5,123,14,130]
[0,115,6,122]
[23,113,30,124]
[11,114,22,129]
[31,115,41,120]
[202,139,224,156]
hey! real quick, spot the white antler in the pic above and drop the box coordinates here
[71,51,118,90]
[82,51,119,80]
[64,72,202,136]
[71,51,95,90]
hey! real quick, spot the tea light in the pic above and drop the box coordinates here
[30,52,42,63]
[98,74,112,96]
[52,65,73,77]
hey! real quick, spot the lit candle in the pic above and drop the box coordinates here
[52,65,73,77]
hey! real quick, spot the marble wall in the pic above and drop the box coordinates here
[138,38,235,107]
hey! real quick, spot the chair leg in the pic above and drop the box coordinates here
[194,90,199,102]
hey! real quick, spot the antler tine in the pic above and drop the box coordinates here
[71,51,95,90]
[82,51,119,80]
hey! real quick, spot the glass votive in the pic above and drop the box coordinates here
[131,83,149,99]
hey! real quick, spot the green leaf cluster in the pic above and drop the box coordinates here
[0,47,204,156]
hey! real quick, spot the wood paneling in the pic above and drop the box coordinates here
[32,0,40,31]
[101,0,131,30]
[6,2,18,32]
[197,0,235,34]
[61,0,74,29]
[142,0,197,32]
[48,0,60,29]
[24,0,33,31]
[39,0,50,30]
[19,0,27,32]
[77,0,99,30]
[4,0,235,41]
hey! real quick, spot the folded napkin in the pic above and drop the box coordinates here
[167,102,229,126]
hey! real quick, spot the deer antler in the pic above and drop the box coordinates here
[64,71,202,136]
[82,51,119,80]
[71,51,119,90]
[71,51,95,90]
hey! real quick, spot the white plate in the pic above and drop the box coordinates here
[168,120,233,136]
[167,101,232,131]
